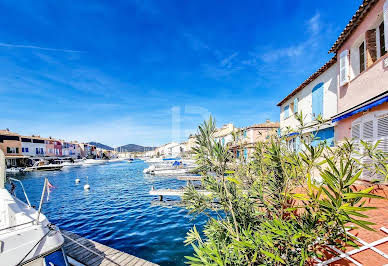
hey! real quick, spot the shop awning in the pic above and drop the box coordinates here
[332,93,388,123]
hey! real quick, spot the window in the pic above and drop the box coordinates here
[26,148,28,152]
[284,105,289,119]
[359,41,365,73]
[36,148,39,154]
[379,21,386,57]
[22,147,25,152]
[294,98,298,114]
[41,148,44,154]
[243,130,247,138]
[7,147,11,153]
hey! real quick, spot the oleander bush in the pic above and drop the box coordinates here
[183,116,387,265]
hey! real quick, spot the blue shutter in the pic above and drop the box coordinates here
[295,136,300,151]
[294,98,298,113]
[284,105,289,118]
[244,149,248,159]
[312,83,324,118]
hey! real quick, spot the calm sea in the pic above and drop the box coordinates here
[9,160,207,265]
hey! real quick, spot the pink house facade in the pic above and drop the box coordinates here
[331,0,388,149]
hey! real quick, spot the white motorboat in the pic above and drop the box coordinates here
[151,168,192,175]
[0,150,68,265]
[144,160,196,175]
[61,161,83,167]
[108,158,125,163]
[82,159,107,165]
[6,167,23,173]
[24,160,63,172]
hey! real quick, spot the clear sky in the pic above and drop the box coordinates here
[0,0,362,147]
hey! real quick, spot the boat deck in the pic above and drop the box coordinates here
[61,230,158,266]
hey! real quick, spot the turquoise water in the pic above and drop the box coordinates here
[9,161,206,265]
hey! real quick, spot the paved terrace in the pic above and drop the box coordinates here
[317,184,388,265]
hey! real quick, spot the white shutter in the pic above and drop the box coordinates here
[339,50,349,86]
[361,120,375,180]
[384,0,388,51]
[377,114,388,153]
[351,123,361,153]
[362,120,374,140]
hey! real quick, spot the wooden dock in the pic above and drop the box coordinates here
[175,176,202,181]
[61,230,158,266]
[149,187,211,200]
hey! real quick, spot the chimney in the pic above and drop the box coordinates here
[266,119,270,123]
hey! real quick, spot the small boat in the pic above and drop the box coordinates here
[144,160,195,175]
[108,158,125,163]
[61,161,83,167]
[24,161,63,172]
[83,159,106,165]
[0,150,68,265]
[6,167,23,173]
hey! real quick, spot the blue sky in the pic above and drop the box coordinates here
[0,0,362,147]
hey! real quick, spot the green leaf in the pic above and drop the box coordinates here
[344,170,362,187]
[343,192,384,199]
[260,249,285,264]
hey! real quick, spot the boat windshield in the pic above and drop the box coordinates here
[44,249,68,266]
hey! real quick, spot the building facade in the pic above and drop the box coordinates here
[231,120,279,160]
[214,123,237,146]
[331,0,388,149]
[21,136,46,157]
[278,57,338,150]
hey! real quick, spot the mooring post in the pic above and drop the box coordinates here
[0,150,5,189]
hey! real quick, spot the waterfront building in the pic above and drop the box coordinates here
[330,0,388,150]
[68,142,78,157]
[44,138,55,157]
[278,57,338,151]
[231,120,280,160]
[54,140,62,157]
[171,142,186,157]
[162,142,179,157]
[184,135,197,155]
[79,143,97,158]
[21,135,46,157]
[214,123,238,146]
[62,141,70,157]
[73,142,81,158]
[0,129,23,167]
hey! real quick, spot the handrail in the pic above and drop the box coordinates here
[8,177,32,207]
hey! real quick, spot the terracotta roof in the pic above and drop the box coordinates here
[0,130,20,136]
[277,56,337,106]
[247,121,279,129]
[329,0,379,53]
[214,124,237,138]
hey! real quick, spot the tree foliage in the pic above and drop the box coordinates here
[183,116,386,265]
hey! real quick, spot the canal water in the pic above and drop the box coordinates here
[9,160,207,265]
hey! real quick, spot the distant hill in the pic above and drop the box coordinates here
[116,144,156,152]
[88,142,114,151]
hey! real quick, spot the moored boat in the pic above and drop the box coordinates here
[82,159,107,165]
[24,160,63,172]
[0,150,68,265]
